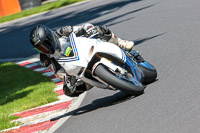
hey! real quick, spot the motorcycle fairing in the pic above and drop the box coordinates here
[138,62,155,70]
[125,55,144,83]
[57,32,128,77]
[58,33,80,62]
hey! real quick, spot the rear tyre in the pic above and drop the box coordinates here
[94,64,145,95]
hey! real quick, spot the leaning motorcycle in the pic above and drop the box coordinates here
[57,32,157,96]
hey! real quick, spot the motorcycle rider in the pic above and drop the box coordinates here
[29,23,137,97]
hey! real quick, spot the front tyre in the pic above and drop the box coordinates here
[94,65,145,95]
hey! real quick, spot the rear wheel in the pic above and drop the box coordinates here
[94,64,145,95]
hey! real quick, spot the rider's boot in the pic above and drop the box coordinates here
[63,76,86,97]
[108,32,134,51]
[63,83,86,97]
[117,37,134,51]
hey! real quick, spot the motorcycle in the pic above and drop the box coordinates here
[57,32,157,96]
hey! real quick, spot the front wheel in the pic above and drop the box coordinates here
[94,64,145,95]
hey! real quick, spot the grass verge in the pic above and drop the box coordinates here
[0,62,58,130]
[0,0,84,24]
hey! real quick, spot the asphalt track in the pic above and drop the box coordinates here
[1,0,200,132]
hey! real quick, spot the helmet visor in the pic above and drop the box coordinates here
[35,29,56,54]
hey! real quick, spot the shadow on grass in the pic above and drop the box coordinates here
[0,90,33,106]
[0,62,51,106]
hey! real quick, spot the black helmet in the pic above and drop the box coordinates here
[30,25,58,54]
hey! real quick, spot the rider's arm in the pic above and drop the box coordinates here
[55,24,89,37]
[55,25,86,37]
[40,53,65,80]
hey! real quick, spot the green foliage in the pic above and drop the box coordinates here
[0,0,84,23]
[0,62,58,130]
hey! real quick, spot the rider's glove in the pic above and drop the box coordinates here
[74,28,87,37]
[56,26,73,37]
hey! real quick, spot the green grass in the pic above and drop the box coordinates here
[0,62,58,130]
[0,0,84,23]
